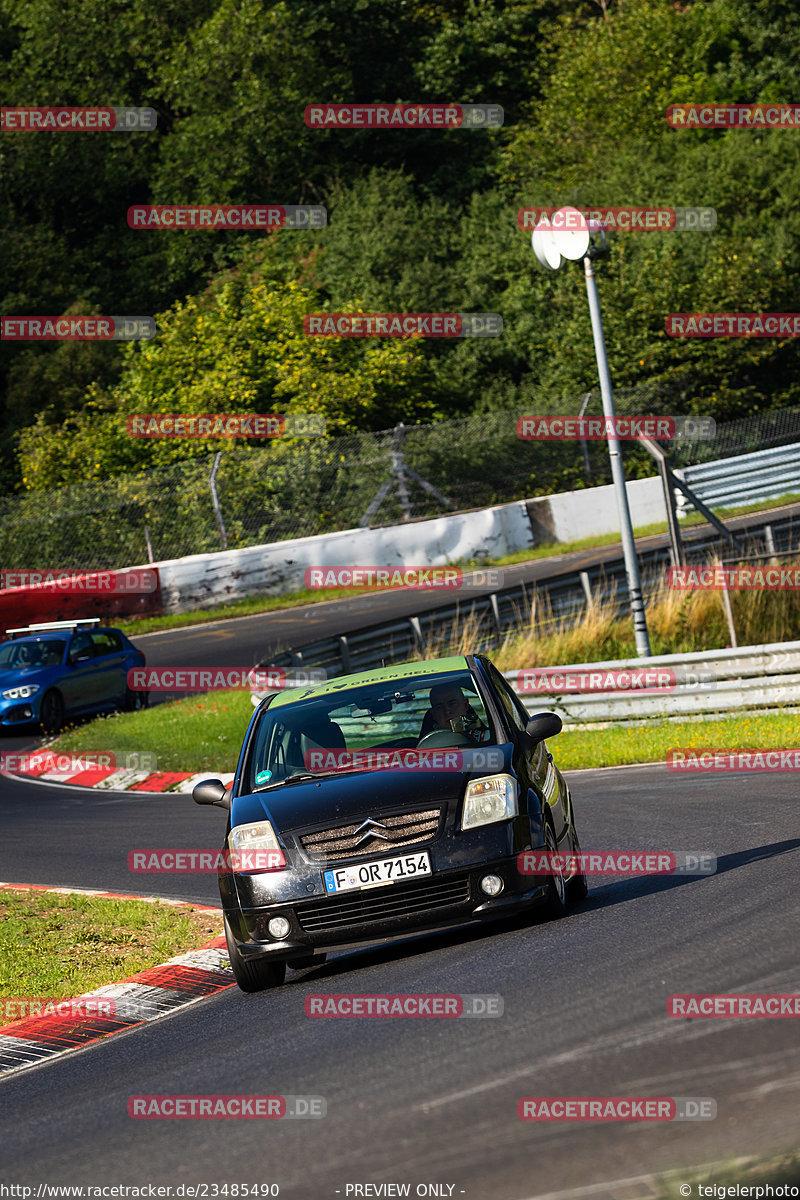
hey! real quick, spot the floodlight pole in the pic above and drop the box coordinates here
[583,254,652,657]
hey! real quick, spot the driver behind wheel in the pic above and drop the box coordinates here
[420,683,491,743]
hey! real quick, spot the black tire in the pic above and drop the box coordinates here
[566,827,589,903]
[125,687,148,713]
[40,690,65,736]
[224,914,286,993]
[287,952,328,971]
[539,818,567,920]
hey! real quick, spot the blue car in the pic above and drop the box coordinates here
[0,619,147,735]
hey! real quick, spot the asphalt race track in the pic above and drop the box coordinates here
[2,763,798,1197]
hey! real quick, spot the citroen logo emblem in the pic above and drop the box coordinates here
[353,818,391,848]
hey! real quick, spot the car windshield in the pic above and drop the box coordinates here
[0,639,66,669]
[244,669,497,791]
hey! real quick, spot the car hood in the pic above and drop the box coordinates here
[231,750,514,833]
[0,665,54,683]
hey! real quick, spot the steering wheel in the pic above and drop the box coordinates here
[416,729,475,749]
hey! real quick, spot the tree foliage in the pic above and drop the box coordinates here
[2,0,799,490]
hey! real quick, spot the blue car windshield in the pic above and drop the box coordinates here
[0,639,66,669]
[245,669,497,790]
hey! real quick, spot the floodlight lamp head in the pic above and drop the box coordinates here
[531,206,592,270]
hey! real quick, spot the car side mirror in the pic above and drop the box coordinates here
[193,779,232,810]
[71,653,92,665]
[524,712,562,744]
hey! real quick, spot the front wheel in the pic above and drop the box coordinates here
[40,690,65,736]
[224,914,286,993]
[566,827,589,903]
[539,819,567,920]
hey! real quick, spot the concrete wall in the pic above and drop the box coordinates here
[157,499,535,613]
[525,476,666,544]
[0,476,668,628]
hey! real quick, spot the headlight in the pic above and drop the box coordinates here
[227,820,285,871]
[1,684,40,700]
[461,774,518,830]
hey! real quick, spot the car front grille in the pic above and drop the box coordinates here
[294,873,472,934]
[299,807,442,862]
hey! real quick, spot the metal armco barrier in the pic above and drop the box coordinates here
[505,641,800,725]
[259,511,799,686]
[676,442,800,513]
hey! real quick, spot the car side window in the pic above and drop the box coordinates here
[91,631,122,655]
[68,632,94,663]
[485,662,528,733]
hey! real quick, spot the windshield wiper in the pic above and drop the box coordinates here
[253,770,333,792]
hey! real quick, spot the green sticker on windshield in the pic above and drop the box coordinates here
[255,769,272,785]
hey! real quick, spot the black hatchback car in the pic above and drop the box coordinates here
[194,654,587,992]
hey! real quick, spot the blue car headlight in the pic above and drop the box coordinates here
[1,684,40,700]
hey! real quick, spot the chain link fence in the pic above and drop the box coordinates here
[1,397,799,571]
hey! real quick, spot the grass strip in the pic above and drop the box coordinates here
[657,1151,800,1198]
[0,890,222,1001]
[52,693,253,776]
[554,710,799,771]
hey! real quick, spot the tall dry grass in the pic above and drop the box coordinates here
[416,550,800,667]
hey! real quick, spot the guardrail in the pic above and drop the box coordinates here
[677,442,800,513]
[261,511,799,681]
[504,641,800,725]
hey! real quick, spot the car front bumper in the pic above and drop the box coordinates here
[223,850,558,962]
[0,696,40,726]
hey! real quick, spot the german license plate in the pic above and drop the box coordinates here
[323,852,432,894]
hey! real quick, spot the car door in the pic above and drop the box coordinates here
[59,632,105,715]
[90,630,128,705]
[483,660,568,843]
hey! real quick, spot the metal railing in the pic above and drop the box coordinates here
[676,442,800,514]
[256,511,799,682]
[504,641,800,725]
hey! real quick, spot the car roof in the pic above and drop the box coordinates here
[4,626,118,644]
[268,655,472,709]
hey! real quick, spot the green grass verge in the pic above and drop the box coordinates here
[0,890,222,1000]
[115,492,800,639]
[554,710,799,771]
[656,1151,800,1198]
[49,694,798,775]
[53,692,254,776]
